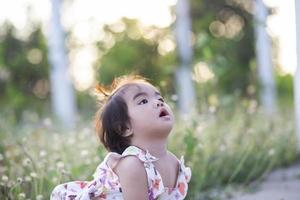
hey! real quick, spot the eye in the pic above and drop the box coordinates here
[138,99,148,105]
[158,98,164,102]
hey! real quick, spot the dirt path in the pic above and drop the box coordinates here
[230,162,300,200]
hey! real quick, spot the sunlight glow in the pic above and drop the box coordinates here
[192,62,215,83]
[69,46,97,91]
[62,0,177,89]
[266,0,297,75]
[0,0,176,90]
[158,38,176,56]
[68,0,176,26]
[0,0,50,39]
[0,0,296,90]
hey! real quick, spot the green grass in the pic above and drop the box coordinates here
[0,104,298,199]
[169,105,299,199]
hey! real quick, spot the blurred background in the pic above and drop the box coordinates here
[0,0,299,199]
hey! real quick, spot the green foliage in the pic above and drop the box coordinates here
[189,0,256,95]
[0,0,293,121]
[96,18,176,95]
[168,105,298,199]
[0,22,50,118]
[91,1,261,115]
[0,118,105,199]
[275,73,294,106]
[0,103,298,199]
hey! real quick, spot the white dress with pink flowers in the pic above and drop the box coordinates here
[50,145,192,200]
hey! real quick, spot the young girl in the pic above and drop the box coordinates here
[51,74,192,200]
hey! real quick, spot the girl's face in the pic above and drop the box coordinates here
[122,83,174,139]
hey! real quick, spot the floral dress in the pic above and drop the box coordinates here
[51,145,192,200]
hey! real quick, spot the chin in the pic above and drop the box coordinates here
[154,123,173,136]
[161,118,174,128]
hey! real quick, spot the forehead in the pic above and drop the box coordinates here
[122,83,160,99]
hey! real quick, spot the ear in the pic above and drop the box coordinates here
[124,124,133,137]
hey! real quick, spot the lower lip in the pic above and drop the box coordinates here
[159,115,171,120]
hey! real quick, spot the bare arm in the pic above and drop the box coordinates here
[114,156,149,200]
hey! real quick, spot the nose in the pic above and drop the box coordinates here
[155,100,164,108]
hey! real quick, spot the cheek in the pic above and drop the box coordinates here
[129,110,155,128]
[166,105,174,117]
[130,117,151,134]
[128,108,147,127]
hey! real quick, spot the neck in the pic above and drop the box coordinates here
[131,138,168,158]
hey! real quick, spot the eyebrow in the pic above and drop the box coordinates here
[132,91,161,101]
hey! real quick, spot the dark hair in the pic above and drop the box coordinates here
[94,74,151,154]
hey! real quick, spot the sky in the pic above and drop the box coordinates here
[0,0,297,90]
[266,0,297,75]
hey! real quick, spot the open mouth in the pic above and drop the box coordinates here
[159,108,169,117]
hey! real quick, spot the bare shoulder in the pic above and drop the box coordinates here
[114,155,148,200]
[114,155,146,176]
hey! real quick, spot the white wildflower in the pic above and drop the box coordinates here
[56,161,64,169]
[268,148,275,156]
[18,193,26,199]
[52,177,58,183]
[25,176,32,182]
[22,158,32,167]
[67,138,75,145]
[30,172,37,178]
[17,177,23,183]
[1,175,8,182]
[80,150,89,157]
[22,137,27,144]
[36,194,43,200]
[43,118,52,127]
[61,169,70,176]
[209,106,216,113]
[39,150,47,158]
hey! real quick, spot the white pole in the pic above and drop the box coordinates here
[294,0,300,151]
[254,0,277,115]
[175,0,196,117]
[48,0,77,128]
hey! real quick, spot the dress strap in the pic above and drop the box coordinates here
[121,145,159,163]
[179,155,192,182]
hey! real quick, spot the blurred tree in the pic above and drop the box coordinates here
[95,18,176,95]
[95,1,258,113]
[187,0,256,105]
[0,22,50,118]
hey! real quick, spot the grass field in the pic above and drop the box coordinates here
[0,104,298,199]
